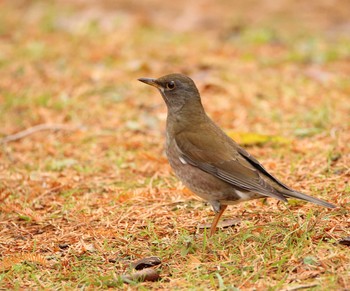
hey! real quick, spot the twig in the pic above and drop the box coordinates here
[282,283,319,291]
[0,124,82,144]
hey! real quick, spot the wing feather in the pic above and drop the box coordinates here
[174,133,287,201]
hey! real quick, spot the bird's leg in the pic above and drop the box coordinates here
[209,205,228,237]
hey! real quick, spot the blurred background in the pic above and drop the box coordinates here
[0,1,349,289]
[1,0,349,134]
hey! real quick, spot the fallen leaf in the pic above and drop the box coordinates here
[226,131,290,146]
[121,268,161,283]
[198,218,241,229]
[131,256,161,270]
[187,254,201,269]
[338,237,350,246]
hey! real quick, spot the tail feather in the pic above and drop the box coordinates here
[282,190,336,209]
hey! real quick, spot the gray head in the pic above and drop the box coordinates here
[138,73,202,112]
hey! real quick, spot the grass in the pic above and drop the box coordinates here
[0,0,349,290]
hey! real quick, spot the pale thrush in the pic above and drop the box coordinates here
[138,73,336,236]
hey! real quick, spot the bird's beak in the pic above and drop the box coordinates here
[138,78,161,89]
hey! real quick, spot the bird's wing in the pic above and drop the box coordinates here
[174,131,287,202]
[234,143,335,208]
[235,145,293,191]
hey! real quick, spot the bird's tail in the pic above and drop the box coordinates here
[282,190,336,209]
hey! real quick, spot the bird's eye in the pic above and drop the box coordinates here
[166,81,175,90]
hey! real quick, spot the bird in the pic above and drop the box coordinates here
[138,73,336,236]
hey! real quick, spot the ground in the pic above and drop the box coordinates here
[0,0,349,289]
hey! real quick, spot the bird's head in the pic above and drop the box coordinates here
[138,73,202,113]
